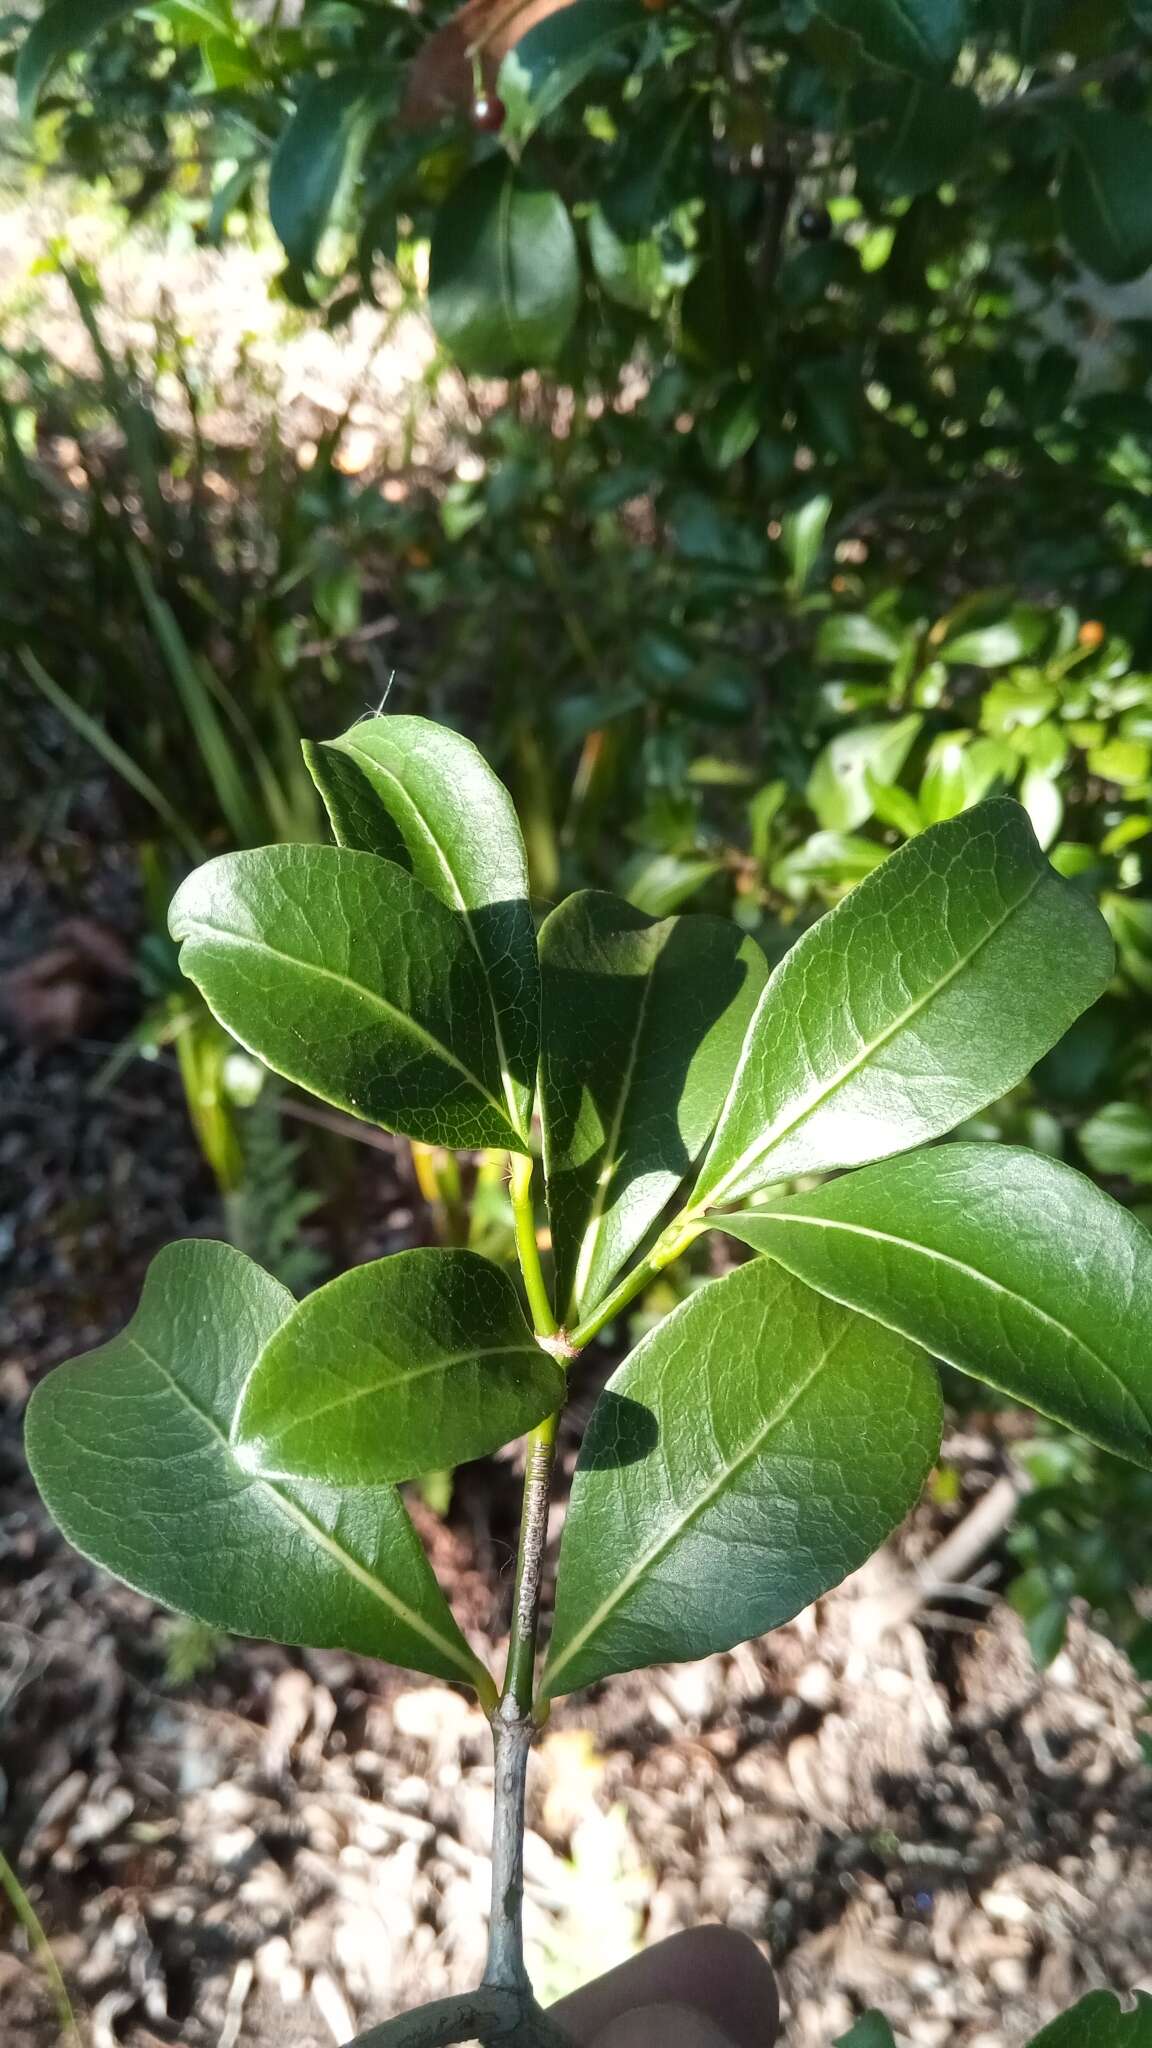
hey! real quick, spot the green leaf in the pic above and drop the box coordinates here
[816,612,904,665]
[539,891,768,1323]
[541,1259,941,1697]
[1028,1991,1152,2047]
[1081,1101,1152,1184]
[691,800,1114,1208]
[269,72,374,272]
[304,716,539,1143]
[780,492,832,595]
[587,205,667,313]
[939,611,1050,666]
[854,80,980,196]
[816,0,964,78]
[16,0,139,122]
[771,830,889,901]
[835,2020,899,2048]
[718,1145,1152,1469]
[1059,111,1152,284]
[499,0,648,141]
[807,715,923,832]
[169,845,524,1152]
[429,159,579,377]
[24,1242,487,1690]
[232,1248,562,1485]
[918,733,1013,825]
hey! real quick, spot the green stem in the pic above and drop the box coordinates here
[0,1849,79,2048]
[567,1211,707,1351]
[509,1153,558,1339]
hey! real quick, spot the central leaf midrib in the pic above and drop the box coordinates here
[341,739,528,1136]
[704,861,1045,1205]
[755,1209,1152,1432]
[544,1322,849,1692]
[126,1335,477,1679]
[181,917,508,1124]
[249,1337,545,1442]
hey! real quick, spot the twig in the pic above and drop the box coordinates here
[852,1471,1029,1644]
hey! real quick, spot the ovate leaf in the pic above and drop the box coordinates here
[719,1146,1152,1469]
[429,158,579,376]
[17,0,140,123]
[815,0,964,78]
[269,71,374,273]
[1028,1991,1152,2046]
[169,845,523,1151]
[1059,111,1152,284]
[24,1242,488,1690]
[539,891,767,1322]
[541,1260,941,1697]
[304,716,539,1143]
[691,800,1113,1208]
[233,1248,562,1484]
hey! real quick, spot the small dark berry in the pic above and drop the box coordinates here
[471,92,506,133]
[797,204,833,242]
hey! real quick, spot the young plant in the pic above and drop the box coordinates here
[25,717,1152,2046]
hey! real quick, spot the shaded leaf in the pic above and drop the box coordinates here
[269,72,374,273]
[304,716,538,1142]
[835,2020,899,2048]
[816,0,964,78]
[233,1248,561,1484]
[541,1259,941,1696]
[539,891,768,1322]
[499,0,649,140]
[719,1145,1152,1469]
[17,0,139,122]
[429,158,579,375]
[169,845,524,1152]
[25,1242,487,1689]
[691,800,1114,1208]
[1060,111,1152,284]
[854,80,980,196]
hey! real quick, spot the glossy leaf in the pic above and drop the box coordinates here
[304,716,539,1142]
[499,0,648,140]
[541,1259,941,1697]
[588,205,667,313]
[816,0,963,79]
[269,72,373,272]
[1060,111,1152,284]
[17,0,139,122]
[807,715,922,832]
[816,613,903,665]
[691,800,1114,1208]
[719,1146,1152,1469]
[24,1242,487,1689]
[169,845,524,1151]
[1029,1992,1152,2047]
[428,159,579,377]
[233,1248,561,1485]
[539,891,768,1322]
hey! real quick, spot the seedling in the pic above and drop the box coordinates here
[27,718,1152,2046]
